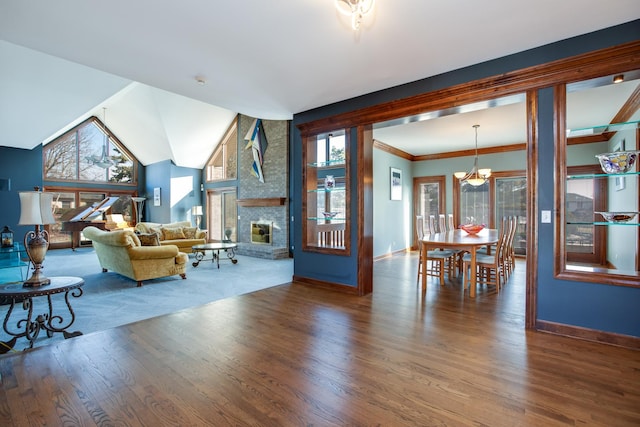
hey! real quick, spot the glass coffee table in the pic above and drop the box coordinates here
[0,242,28,281]
[191,242,238,268]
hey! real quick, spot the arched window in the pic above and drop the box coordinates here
[43,116,137,184]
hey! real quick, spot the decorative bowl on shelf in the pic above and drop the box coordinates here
[459,224,485,235]
[322,211,338,219]
[595,151,639,174]
[595,212,639,223]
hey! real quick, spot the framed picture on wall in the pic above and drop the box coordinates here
[390,167,402,200]
[614,140,626,191]
[154,187,161,206]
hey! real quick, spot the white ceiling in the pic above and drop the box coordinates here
[0,1,638,168]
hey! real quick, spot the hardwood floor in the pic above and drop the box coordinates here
[0,252,638,426]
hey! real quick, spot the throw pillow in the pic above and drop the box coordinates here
[182,227,197,239]
[149,226,164,240]
[138,233,160,246]
[161,227,185,240]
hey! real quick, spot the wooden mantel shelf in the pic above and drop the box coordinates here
[236,197,286,207]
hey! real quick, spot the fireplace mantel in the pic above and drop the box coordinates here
[236,197,286,207]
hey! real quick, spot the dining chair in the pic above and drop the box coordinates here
[429,215,438,234]
[461,222,508,294]
[502,216,518,280]
[438,214,447,234]
[447,213,455,231]
[416,215,454,287]
[445,213,464,277]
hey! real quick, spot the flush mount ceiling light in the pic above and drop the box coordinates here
[335,0,375,31]
[195,76,206,86]
[454,125,492,187]
[613,74,624,83]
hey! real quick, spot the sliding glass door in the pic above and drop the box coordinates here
[207,189,237,242]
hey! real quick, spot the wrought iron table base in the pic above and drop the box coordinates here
[192,247,238,268]
[0,278,84,353]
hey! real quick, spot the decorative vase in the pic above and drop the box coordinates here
[324,175,335,191]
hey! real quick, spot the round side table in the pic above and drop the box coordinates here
[0,276,84,353]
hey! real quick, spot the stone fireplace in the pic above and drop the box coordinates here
[234,115,289,260]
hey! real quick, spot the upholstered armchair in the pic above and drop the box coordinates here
[83,226,188,287]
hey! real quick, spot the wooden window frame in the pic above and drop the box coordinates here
[43,116,138,186]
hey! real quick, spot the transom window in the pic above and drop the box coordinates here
[43,116,136,184]
[206,116,238,182]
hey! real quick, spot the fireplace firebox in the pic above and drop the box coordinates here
[251,222,272,245]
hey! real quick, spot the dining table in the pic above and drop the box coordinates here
[421,228,499,298]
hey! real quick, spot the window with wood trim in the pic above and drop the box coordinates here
[303,130,350,254]
[206,117,238,182]
[453,170,527,255]
[43,116,136,184]
[47,188,136,249]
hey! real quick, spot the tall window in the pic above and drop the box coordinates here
[454,171,527,255]
[206,117,238,182]
[412,175,446,240]
[303,130,350,254]
[208,189,237,242]
[43,117,135,184]
[458,180,490,226]
[496,176,527,255]
[565,165,607,265]
[316,133,346,223]
[48,189,135,248]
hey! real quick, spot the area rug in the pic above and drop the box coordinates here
[0,247,293,352]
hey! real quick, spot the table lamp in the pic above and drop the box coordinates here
[192,205,203,229]
[19,187,56,287]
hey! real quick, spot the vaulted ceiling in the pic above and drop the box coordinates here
[0,1,638,168]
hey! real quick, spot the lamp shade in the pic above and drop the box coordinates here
[18,191,56,225]
[192,205,203,216]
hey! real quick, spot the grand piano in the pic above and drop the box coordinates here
[61,197,119,250]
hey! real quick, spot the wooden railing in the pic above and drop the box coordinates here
[316,223,345,248]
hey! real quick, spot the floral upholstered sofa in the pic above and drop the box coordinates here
[83,226,188,287]
[134,221,207,252]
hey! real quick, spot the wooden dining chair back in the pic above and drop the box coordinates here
[317,223,345,248]
[462,222,508,294]
[429,215,437,234]
[503,216,518,279]
[417,215,454,286]
[438,214,446,234]
[447,213,455,231]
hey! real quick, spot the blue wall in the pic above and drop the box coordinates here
[291,127,359,287]
[0,146,44,239]
[144,160,203,225]
[292,20,640,337]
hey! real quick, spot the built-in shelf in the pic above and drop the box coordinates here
[307,217,346,221]
[236,197,286,207]
[567,221,640,226]
[307,188,346,194]
[566,119,640,138]
[567,171,640,180]
[307,160,346,168]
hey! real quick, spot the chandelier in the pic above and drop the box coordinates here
[454,125,491,187]
[335,0,375,31]
[86,107,117,169]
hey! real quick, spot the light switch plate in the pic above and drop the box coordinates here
[541,210,551,223]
